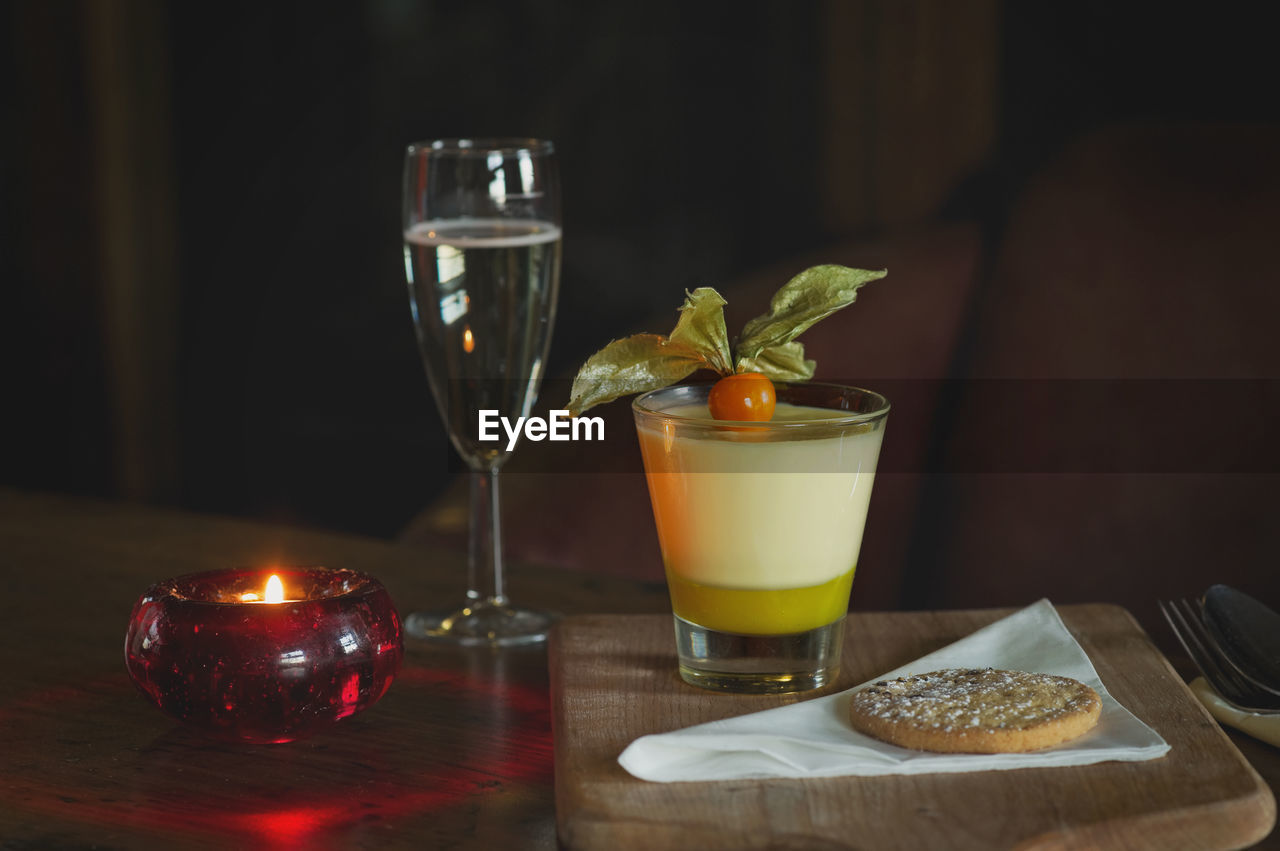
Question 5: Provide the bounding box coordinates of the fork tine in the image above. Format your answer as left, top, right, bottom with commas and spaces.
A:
1160, 600, 1211, 679
1160, 599, 1249, 706
1173, 598, 1261, 703
1161, 598, 1280, 714
1194, 597, 1280, 698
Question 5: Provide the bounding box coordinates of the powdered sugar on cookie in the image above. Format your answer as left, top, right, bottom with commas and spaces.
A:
849, 668, 1101, 753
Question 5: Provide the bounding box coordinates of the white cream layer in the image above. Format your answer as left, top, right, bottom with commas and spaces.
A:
639, 402, 883, 590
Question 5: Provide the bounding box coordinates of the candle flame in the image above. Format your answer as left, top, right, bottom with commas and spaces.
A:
265, 574, 285, 604
462, 325, 475, 353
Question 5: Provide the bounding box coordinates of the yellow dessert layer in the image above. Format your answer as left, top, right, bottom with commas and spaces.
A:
666, 567, 854, 635
636, 412, 882, 591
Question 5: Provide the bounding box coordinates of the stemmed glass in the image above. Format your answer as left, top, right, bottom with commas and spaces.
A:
401, 138, 561, 645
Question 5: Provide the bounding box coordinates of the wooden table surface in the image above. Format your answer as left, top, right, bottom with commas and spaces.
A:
1, 487, 1277, 849
553, 609, 1275, 849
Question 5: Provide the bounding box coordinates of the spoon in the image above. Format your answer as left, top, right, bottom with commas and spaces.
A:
1202, 584, 1280, 697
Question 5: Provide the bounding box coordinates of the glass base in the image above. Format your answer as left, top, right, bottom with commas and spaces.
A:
673, 614, 844, 694
404, 600, 554, 647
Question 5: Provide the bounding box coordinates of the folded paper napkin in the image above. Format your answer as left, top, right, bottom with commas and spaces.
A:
1190, 677, 1280, 748
618, 599, 1170, 782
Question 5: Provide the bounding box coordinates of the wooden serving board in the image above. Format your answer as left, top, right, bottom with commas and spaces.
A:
550, 605, 1276, 850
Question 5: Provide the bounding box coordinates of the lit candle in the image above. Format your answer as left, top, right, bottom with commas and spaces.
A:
125, 566, 403, 743
238, 573, 288, 604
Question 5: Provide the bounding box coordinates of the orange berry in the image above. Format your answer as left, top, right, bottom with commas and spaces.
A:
708, 372, 776, 421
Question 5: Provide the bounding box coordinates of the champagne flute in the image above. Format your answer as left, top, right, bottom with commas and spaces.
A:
401, 138, 561, 645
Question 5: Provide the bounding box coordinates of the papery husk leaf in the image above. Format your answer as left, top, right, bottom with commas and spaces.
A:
736, 340, 816, 381
735, 265, 886, 361
566, 334, 706, 416
669, 287, 733, 376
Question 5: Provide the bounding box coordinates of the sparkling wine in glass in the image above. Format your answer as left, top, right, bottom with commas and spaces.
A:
401, 138, 561, 645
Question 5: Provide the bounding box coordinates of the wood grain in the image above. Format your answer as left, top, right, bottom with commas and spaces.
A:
551, 607, 1277, 850
0, 488, 669, 849
2, 488, 1276, 849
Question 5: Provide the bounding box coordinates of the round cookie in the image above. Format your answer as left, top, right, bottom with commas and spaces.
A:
849, 668, 1102, 754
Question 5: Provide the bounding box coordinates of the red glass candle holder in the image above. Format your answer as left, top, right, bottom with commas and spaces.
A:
125, 566, 403, 744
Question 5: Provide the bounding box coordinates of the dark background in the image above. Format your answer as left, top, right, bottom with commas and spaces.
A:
3, 1, 1276, 539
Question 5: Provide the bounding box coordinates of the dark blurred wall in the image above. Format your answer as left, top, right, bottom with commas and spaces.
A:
167, 2, 824, 535
4, 1, 826, 536
999, 3, 1277, 190
4, 3, 118, 503
3, 1, 1274, 539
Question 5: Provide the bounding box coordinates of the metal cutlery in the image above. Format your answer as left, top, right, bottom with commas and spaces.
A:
1159, 597, 1280, 715
1201, 584, 1280, 697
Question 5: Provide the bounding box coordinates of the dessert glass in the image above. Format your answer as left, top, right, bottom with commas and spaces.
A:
633, 382, 889, 693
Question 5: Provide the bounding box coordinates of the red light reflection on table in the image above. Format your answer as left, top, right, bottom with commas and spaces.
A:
2, 662, 553, 848
233, 806, 348, 847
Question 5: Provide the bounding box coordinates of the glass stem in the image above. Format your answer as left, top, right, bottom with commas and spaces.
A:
466, 467, 507, 609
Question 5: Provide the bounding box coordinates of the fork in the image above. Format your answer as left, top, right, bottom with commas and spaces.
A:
1159, 598, 1280, 715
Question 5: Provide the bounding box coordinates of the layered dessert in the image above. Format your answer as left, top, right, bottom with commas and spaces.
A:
567, 265, 889, 691
635, 396, 885, 636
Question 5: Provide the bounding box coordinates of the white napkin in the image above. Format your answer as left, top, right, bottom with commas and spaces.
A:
618, 599, 1169, 782
1190, 677, 1280, 748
